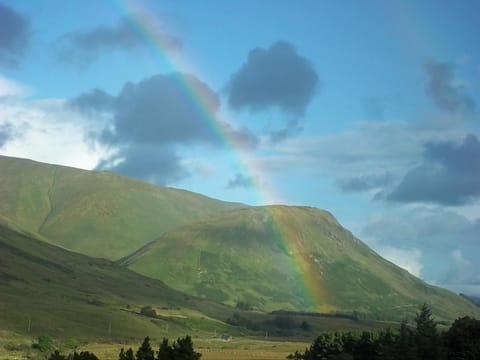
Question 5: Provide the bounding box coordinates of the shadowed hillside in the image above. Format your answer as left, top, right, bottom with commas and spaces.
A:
0, 155, 243, 260
121, 206, 480, 321
0, 221, 234, 339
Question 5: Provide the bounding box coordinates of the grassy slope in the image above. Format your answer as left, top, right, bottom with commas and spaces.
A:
0, 221, 237, 340
0, 221, 393, 343
122, 206, 480, 322
0, 155, 243, 260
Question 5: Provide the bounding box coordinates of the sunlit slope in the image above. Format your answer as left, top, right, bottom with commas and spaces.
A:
122, 206, 480, 321
0, 155, 243, 259
0, 221, 233, 339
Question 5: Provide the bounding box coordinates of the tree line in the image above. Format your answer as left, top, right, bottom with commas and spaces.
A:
48, 336, 201, 360
288, 304, 480, 360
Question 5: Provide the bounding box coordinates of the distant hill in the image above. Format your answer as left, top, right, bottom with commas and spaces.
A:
0, 220, 234, 339
0, 155, 243, 260
121, 206, 480, 322
461, 294, 480, 307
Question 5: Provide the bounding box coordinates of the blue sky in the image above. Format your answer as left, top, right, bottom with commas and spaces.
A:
1, 0, 479, 295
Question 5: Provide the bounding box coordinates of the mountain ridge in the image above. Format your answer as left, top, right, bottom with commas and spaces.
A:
0, 155, 245, 260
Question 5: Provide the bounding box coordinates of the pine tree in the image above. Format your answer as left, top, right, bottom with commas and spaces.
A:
125, 348, 135, 360
157, 338, 173, 360
136, 337, 155, 360
172, 336, 201, 360
415, 303, 440, 360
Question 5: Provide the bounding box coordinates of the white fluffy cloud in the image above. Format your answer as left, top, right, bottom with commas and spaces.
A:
0, 94, 107, 169
379, 246, 423, 277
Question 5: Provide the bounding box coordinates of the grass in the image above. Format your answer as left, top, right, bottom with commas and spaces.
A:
123, 206, 480, 321
0, 155, 244, 260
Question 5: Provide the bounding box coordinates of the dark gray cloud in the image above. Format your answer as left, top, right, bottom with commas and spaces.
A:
69, 88, 114, 114
103, 74, 220, 145
387, 134, 480, 205
337, 172, 393, 192
55, 18, 181, 67
73, 73, 258, 184
424, 61, 475, 114
227, 173, 258, 189
0, 122, 13, 147
226, 41, 319, 116
0, 2, 30, 68
96, 145, 187, 185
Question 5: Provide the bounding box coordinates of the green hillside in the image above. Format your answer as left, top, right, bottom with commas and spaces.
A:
0, 155, 243, 260
0, 220, 235, 340
0, 221, 398, 342
122, 206, 480, 322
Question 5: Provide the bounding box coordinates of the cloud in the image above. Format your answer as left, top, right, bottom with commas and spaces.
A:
69, 88, 114, 114
226, 41, 319, 116
337, 172, 393, 192
0, 122, 13, 147
268, 119, 304, 143
258, 120, 458, 177
360, 207, 480, 291
96, 144, 187, 185
0, 75, 29, 98
72, 73, 258, 184
0, 98, 105, 168
443, 250, 480, 286
380, 246, 423, 277
54, 18, 181, 67
388, 134, 480, 205
361, 207, 480, 250
227, 172, 260, 189
424, 60, 475, 114
0, 2, 30, 68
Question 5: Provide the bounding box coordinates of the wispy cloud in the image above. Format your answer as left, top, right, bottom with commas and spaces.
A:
424, 60, 475, 114
54, 18, 181, 67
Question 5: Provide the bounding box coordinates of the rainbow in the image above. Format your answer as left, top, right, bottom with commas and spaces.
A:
118, 0, 332, 312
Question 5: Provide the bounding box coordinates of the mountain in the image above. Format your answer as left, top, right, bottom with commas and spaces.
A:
0, 155, 243, 260
1, 155, 478, 323
0, 220, 234, 339
121, 206, 480, 321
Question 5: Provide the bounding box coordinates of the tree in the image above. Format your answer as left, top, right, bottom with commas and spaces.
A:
71, 351, 99, 360
415, 304, 440, 360
49, 350, 66, 360
157, 338, 173, 360
444, 316, 480, 360
125, 348, 135, 360
136, 336, 155, 360
36, 335, 55, 352
140, 306, 157, 318
171, 336, 201, 360
300, 320, 312, 331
